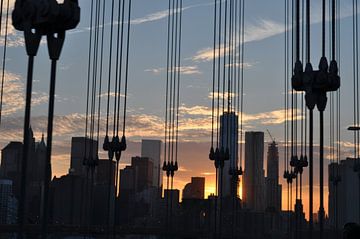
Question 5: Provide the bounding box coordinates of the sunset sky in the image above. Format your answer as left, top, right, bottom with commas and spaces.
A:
0, 0, 358, 219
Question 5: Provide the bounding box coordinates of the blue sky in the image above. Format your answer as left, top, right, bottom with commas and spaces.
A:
0, 0, 358, 216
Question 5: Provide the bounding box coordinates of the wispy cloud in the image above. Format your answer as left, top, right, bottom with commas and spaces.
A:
145, 66, 202, 75
192, 18, 284, 62
192, 1, 356, 62
130, 1, 216, 25
0, 71, 48, 116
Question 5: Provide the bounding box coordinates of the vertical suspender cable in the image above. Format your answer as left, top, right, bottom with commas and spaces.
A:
304, 0, 314, 237
122, 0, 132, 139
167, 0, 175, 230
335, 0, 341, 231
219, 1, 228, 236
82, 0, 94, 228
170, 0, 178, 229
105, 0, 116, 234
240, 0, 245, 183
163, 0, 171, 231
215, 0, 223, 233
112, 0, 124, 232
94, 0, 106, 232
113, 0, 123, 137
175, 0, 182, 193
0, 0, 7, 125
319, 1, 327, 238
105, 0, 115, 142
88, 0, 101, 233
209, 0, 217, 211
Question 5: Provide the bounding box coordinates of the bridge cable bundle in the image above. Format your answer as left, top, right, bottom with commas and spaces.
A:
283, 0, 295, 237
81, 0, 107, 236
99, 0, 132, 236
328, 0, 341, 234
11, 0, 80, 238
162, 0, 182, 233
291, 0, 340, 239
209, 0, 245, 238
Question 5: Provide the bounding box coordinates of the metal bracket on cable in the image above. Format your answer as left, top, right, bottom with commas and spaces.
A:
284, 170, 297, 185
292, 58, 340, 112
209, 146, 230, 170
103, 135, 127, 162
162, 160, 178, 178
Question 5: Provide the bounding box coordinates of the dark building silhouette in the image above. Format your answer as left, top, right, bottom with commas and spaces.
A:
51, 136, 117, 226
141, 139, 162, 188
0, 128, 47, 223
70, 137, 98, 176
50, 174, 85, 225
265, 140, 282, 212
0, 141, 22, 198
132, 156, 154, 193
243, 131, 265, 211
329, 158, 360, 228
0, 179, 17, 224
182, 177, 205, 200
118, 156, 155, 225
51, 159, 115, 226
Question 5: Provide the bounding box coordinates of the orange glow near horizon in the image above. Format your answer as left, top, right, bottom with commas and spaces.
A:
54, 164, 328, 221
175, 176, 329, 220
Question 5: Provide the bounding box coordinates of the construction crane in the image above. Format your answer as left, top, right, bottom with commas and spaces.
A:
266, 129, 277, 144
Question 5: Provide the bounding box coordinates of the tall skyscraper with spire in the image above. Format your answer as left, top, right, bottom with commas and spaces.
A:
265, 140, 282, 212
243, 131, 265, 211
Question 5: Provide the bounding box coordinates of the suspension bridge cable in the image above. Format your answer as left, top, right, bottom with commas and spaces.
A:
105, 0, 116, 235
88, 0, 102, 235
163, 0, 172, 231
169, 0, 178, 230
81, 0, 95, 229
94, 0, 106, 233
239, 0, 245, 175
210, 0, 217, 150
84, 0, 94, 168
113, 0, 124, 137
111, 0, 124, 231
97, 0, 106, 147
105, 0, 116, 140
335, 0, 341, 231
304, 0, 314, 236
0, 0, 7, 125
175, 0, 182, 172
217, 0, 223, 149
122, 0, 132, 173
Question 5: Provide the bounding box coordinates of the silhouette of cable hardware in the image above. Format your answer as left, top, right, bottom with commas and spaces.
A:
283, 170, 296, 184
292, 58, 340, 112
103, 135, 127, 161
162, 160, 178, 178
290, 1, 340, 239
209, 146, 230, 170
290, 154, 308, 175
12, 1, 80, 238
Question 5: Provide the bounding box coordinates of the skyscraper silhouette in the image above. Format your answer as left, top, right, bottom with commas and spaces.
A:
265, 140, 281, 212
141, 139, 162, 188
219, 112, 238, 197
329, 158, 360, 227
243, 131, 265, 211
